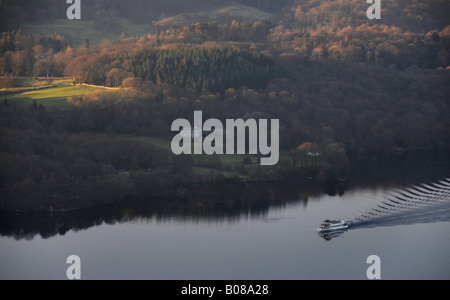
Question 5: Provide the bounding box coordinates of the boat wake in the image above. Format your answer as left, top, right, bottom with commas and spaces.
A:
318, 178, 450, 241
349, 178, 450, 229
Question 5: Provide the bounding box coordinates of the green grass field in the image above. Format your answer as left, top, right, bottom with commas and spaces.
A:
192, 166, 246, 179
130, 135, 260, 180
133, 136, 258, 165
1, 79, 120, 110
0, 76, 271, 181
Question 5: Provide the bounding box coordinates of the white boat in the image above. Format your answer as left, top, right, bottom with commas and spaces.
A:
317, 219, 349, 232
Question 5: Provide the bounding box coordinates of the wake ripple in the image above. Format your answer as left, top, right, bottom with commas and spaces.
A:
349, 178, 450, 229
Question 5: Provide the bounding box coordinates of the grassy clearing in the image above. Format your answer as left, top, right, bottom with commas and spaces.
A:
132, 135, 259, 166
1, 79, 120, 110
0, 77, 69, 92
129, 134, 260, 180
192, 166, 248, 180
220, 154, 258, 168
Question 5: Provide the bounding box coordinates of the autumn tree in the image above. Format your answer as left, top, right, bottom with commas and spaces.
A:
0, 73, 14, 90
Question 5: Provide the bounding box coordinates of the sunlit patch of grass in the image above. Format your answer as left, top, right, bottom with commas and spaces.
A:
1, 80, 119, 110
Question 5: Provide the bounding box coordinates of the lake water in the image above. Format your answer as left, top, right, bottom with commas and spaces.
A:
1, 153, 450, 280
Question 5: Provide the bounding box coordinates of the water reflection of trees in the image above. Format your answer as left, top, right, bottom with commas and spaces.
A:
0, 182, 322, 241
1, 151, 449, 241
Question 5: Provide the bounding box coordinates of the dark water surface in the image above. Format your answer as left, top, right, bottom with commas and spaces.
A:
1, 151, 449, 280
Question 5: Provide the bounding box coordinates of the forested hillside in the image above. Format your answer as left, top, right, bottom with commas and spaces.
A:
2, 0, 449, 31
123, 47, 281, 93
1, 0, 234, 29
284, 0, 450, 31
0, 0, 449, 211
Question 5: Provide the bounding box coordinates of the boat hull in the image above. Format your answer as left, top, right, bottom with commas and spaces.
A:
317, 225, 348, 233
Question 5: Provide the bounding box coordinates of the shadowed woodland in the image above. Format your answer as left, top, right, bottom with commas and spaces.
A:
0, 0, 449, 211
